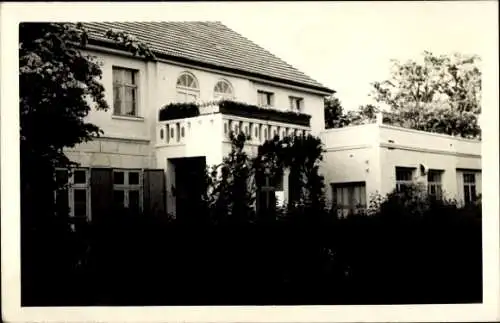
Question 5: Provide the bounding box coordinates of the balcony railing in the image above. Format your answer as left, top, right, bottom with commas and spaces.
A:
156, 101, 311, 147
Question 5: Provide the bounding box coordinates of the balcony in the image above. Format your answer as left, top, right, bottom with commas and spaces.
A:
156, 101, 312, 152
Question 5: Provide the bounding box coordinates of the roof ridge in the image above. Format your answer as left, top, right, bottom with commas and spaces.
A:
214, 21, 328, 89
81, 21, 334, 93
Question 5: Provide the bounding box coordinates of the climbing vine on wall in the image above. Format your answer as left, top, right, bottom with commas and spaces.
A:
203, 131, 326, 222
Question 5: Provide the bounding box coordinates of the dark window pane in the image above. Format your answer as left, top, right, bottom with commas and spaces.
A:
128, 172, 140, 185
396, 169, 412, 181
124, 87, 136, 116
123, 69, 134, 84
428, 170, 441, 183
129, 190, 140, 210
112, 68, 122, 84
74, 189, 87, 218
113, 86, 122, 115
114, 171, 124, 185
113, 190, 125, 207
464, 186, 470, 203
74, 170, 87, 184
436, 186, 442, 199
471, 185, 477, 201
464, 173, 476, 184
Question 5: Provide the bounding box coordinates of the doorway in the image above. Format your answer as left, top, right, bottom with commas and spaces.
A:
172, 157, 207, 221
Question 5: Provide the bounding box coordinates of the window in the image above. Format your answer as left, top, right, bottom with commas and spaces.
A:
113, 170, 143, 211
427, 170, 443, 199
176, 72, 199, 103
289, 96, 304, 112
257, 172, 283, 214
331, 182, 367, 217
395, 167, 415, 192
113, 67, 139, 116
257, 90, 274, 107
214, 79, 233, 100
463, 173, 477, 204
54, 168, 90, 229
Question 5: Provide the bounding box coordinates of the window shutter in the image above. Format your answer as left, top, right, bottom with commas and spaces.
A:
55, 169, 69, 217
90, 168, 113, 223
144, 169, 166, 216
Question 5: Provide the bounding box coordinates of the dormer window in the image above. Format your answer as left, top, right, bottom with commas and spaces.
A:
214, 79, 234, 100
176, 72, 199, 103
257, 90, 274, 108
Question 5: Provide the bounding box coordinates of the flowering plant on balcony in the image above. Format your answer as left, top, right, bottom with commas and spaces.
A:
158, 99, 312, 126
218, 100, 311, 127
158, 102, 200, 121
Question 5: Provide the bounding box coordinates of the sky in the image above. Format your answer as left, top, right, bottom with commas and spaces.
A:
214, 1, 495, 111
46, 0, 493, 111
4, 1, 498, 111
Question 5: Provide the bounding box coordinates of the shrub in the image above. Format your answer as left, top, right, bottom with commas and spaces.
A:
158, 102, 200, 121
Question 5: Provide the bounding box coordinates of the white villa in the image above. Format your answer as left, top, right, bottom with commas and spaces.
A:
59, 21, 482, 221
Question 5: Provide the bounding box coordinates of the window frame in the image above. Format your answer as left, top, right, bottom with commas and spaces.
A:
214, 79, 234, 100
395, 167, 415, 192
112, 169, 144, 211
176, 72, 200, 103
256, 172, 284, 213
54, 168, 91, 225
289, 96, 304, 112
257, 90, 275, 108
463, 172, 477, 204
331, 182, 367, 217
427, 169, 444, 199
112, 66, 139, 117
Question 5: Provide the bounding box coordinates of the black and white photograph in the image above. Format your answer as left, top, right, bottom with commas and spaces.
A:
1, 1, 499, 322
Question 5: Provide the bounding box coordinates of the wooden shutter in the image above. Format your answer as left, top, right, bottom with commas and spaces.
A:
55, 169, 69, 217
90, 168, 113, 223
144, 169, 166, 216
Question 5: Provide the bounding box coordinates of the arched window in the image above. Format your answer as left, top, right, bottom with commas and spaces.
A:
214, 79, 233, 100
176, 72, 199, 103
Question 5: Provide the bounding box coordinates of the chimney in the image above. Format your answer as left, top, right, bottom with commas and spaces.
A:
376, 111, 384, 125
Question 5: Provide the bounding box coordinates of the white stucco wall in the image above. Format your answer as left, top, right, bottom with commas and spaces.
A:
65, 138, 154, 169
248, 81, 326, 135
378, 126, 481, 199
320, 124, 382, 205
320, 124, 482, 205
71, 49, 328, 172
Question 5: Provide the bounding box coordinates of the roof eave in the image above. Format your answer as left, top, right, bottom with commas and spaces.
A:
87, 37, 335, 95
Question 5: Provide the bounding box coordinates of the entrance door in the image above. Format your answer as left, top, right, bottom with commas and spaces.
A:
174, 157, 207, 221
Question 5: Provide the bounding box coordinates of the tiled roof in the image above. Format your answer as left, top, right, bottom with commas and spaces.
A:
82, 21, 334, 94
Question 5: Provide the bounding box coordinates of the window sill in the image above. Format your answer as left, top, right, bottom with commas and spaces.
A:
112, 115, 145, 122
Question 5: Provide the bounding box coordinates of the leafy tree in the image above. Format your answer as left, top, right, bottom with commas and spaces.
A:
203, 132, 257, 224
324, 95, 347, 129
324, 95, 379, 129
256, 134, 326, 215
19, 22, 155, 217
371, 51, 481, 138
19, 22, 156, 304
